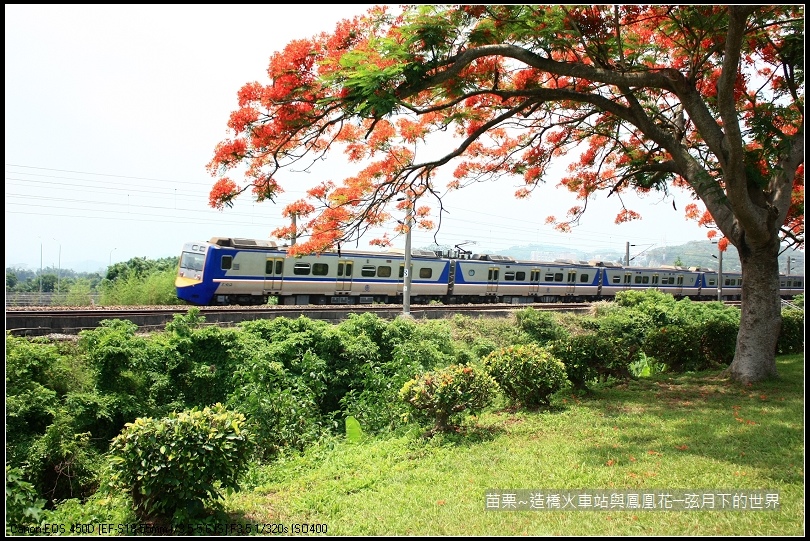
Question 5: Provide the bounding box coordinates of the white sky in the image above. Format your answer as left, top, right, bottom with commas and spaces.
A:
5, 4, 710, 273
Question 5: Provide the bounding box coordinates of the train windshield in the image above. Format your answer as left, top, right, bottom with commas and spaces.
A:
180, 251, 205, 272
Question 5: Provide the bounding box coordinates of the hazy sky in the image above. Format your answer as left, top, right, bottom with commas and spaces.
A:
6, 4, 712, 273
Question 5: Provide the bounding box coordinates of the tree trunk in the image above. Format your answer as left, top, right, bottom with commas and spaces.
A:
724, 245, 782, 384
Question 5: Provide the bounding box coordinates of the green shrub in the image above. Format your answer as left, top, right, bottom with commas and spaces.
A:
108, 404, 251, 522
643, 324, 707, 372
148, 324, 242, 413
341, 335, 452, 434
44, 490, 136, 534
777, 309, 804, 354
698, 316, 739, 365
26, 412, 104, 503
515, 308, 568, 344
548, 335, 604, 390
399, 364, 498, 434
6, 335, 103, 504
5, 335, 62, 458
5, 466, 46, 535
226, 336, 324, 461
482, 344, 568, 408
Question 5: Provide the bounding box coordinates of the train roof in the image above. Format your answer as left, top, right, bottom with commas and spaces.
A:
209, 237, 279, 249
205, 237, 439, 258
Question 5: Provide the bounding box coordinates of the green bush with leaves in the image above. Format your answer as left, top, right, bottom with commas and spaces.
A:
6, 335, 62, 459
226, 332, 324, 460
399, 364, 498, 434
697, 315, 739, 365
777, 308, 804, 354
515, 308, 569, 344
148, 322, 242, 413
548, 335, 599, 390
483, 344, 568, 408
6, 334, 103, 504
108, 404, 251, 521
643, 324, 708, 372
5, 466, 47, 535
341, 333, 455, 434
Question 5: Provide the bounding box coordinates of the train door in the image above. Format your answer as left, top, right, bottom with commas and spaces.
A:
336, 260, 353, 293
566, 269, 577, 297
622, 271, 633, 291
265, 257, 284, 291
487, 266, 499, 294
673, 274, 684, 297
528, 268, 541, 296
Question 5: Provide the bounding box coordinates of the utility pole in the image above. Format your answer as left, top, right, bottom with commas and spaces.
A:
397, 196, 413, 316
625, 242, 636, 266
717, 247, 723, 302
403, 202, 413, 316
290, 213, 297, 246
53, 238, 61, 295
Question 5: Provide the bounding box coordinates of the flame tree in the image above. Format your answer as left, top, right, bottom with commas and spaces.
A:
208, 5, 804, 383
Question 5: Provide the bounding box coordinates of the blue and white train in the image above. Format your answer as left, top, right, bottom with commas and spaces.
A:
175, 237, 804, 306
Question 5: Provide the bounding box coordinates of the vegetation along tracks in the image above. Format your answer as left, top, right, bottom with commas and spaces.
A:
6, 301, 742, 338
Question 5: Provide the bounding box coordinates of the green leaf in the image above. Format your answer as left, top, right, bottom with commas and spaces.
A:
345, 415, 364, 442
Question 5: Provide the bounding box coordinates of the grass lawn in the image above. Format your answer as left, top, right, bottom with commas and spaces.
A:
220, 353, 804, 536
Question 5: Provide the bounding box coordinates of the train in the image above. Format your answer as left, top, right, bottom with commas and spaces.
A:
175, 237, 805, 306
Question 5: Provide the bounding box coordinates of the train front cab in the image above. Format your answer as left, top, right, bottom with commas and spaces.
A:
175, 241, 215, 305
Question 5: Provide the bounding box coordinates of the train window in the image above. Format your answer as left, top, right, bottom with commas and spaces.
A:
634, 275, 642, 284
580, 273, 589, 283
338, 263, 344, 276
488, 269, 499, 280
652, 275, 659, 284
554, 273, 563, 282
181, 252, 205, 272
398, 265, 412, 278
795, 280, 802, 287
504, 272, 515, 281
361, 265, 376, 277
516, 271, 526, 281
707, 278, 716, 286
377, 266, 392, 278
266, 260, 273, 274
544, 273, 555, 281
677, 276, 684, 285
668, 277, 676, 284
294, 263, 311, 275
313, 263, 329, 276
642, 276, 650, 284
612, 275, 621, 284
724, 278, 732, 286
221, 256, 232, 270
624, 274, 632, 284
737, 279, 743, 286
420, 268, 433, 279
345, 263, 353, 276
275, 260, 283, 274
567, 272, 576, 282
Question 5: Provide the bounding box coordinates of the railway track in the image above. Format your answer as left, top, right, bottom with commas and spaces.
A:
5, 302, 596, 337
